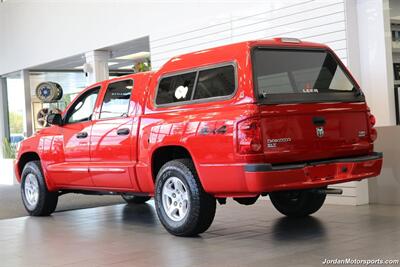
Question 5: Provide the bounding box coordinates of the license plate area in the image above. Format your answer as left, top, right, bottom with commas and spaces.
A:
305, 163, 352, 181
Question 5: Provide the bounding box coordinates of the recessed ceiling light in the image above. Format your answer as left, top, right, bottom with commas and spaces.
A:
118, 65, 134, 70
75, 62, 118, 69
116, 51, 150, 60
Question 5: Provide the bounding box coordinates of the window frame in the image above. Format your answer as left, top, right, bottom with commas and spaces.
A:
63, 86, 101, 125
251, 46, 365, 105
98, 78, 134, 120
154, 62, 238, 108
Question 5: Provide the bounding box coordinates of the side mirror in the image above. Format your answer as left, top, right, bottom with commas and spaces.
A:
46, 113, 62, 126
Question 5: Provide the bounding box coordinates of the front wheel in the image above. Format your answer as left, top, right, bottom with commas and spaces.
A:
154, 159, 216, 237
269, 188, 326, 217
21, 161, 58, 216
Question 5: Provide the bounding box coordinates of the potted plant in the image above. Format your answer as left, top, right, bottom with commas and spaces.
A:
1, 138, 17, 185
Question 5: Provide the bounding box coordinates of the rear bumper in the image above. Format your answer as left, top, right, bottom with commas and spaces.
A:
244, 152, 383, 192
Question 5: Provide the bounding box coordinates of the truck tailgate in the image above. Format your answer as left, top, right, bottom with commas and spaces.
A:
259, 102, 372, 164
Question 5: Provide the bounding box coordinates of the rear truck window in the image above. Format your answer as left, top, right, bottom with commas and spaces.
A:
156, 72, 197, 105
155, 64, 236, 106
252, 48, 365, 104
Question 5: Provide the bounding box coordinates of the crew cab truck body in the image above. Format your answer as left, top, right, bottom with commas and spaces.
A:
15, 39, 382, 236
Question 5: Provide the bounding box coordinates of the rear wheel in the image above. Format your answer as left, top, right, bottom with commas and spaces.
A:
21, 161, 58, 216
121, 194, 151, 204
154, 159, 216, 237
269, 188, 326, 217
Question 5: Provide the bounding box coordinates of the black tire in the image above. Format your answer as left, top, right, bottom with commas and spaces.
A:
269, 188, 326, 217
21, 161, 58, 216
51, 82, 63, 101
154, 159, 216, 237
121, 194, 151, 204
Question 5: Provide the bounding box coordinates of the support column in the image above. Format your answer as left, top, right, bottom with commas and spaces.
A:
0, 77, 10, 159
341, 0, 394, 205
328, 0, 391, 205
355, 0, 394, 205
84, 50, 110, 85
21, 70, 33, 137
356, 0, 396, 127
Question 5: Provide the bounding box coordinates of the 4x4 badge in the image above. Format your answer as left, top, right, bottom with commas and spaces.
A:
316, 126, 324, 138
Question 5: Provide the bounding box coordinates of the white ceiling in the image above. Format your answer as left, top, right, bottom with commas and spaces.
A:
29, 36, 150, 72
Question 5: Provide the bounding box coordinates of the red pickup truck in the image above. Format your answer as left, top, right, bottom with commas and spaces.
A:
15, 38, 382, 236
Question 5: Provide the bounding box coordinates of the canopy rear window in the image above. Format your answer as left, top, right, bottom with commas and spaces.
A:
252, 48, 364, 104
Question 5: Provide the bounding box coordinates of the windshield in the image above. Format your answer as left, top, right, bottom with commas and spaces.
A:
252, 48, 363, 104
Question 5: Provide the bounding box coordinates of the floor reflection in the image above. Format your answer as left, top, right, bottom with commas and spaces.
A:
271, 216, 326, 242
121, 203, 158, 226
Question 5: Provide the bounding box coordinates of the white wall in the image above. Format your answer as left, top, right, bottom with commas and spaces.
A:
0, 0, 347, 75
150, 0, 348, 68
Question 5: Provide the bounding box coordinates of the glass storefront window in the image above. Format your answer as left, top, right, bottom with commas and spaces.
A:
6, 76, 24, 143
30, 72, 87, 132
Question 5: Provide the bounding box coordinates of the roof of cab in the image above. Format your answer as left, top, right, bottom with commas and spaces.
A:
157, 38, 329, 74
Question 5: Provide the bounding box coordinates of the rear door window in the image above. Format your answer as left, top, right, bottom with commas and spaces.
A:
99, 79, 133, 119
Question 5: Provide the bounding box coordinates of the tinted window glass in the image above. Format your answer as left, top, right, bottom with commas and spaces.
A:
100, 80, 133, 119
193, 65, 235, 100
253, 49, 356, 98
66, 87, 100, 124
156, 72, 196, 105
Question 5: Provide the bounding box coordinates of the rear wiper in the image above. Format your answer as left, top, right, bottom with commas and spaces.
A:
354, 89, 363, 97
327, 88, 363, 97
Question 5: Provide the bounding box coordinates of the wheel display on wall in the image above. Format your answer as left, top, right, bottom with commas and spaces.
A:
36, 108, 62, 127
35, 82, 63, 102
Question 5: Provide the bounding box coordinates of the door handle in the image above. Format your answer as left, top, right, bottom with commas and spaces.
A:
76, 132, 88, 139
117, 128, 130, 136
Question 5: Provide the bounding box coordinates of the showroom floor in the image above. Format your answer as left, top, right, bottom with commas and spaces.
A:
0, 185, 124, 219
0, 200, 399, 267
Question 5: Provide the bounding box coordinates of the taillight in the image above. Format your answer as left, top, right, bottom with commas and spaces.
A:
368, 113, 377, 141
369, 114, 376, 127
237, 118, 263, 154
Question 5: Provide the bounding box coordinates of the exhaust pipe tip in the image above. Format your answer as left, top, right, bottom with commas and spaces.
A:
315, 188, 343, 195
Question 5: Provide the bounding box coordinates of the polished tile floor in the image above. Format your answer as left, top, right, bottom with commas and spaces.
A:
0, 185, 124, 219
0, 200, 399, 267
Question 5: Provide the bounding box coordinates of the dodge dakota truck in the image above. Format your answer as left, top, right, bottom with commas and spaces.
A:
15, 38, 383, 236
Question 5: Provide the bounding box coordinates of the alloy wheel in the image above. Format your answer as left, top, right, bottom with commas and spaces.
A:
161, 177, 190, 221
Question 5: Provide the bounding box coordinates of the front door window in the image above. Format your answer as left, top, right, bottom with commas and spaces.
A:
65, 87, 100, 124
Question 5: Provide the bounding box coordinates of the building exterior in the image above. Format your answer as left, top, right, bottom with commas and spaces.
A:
0, 0, 398, 205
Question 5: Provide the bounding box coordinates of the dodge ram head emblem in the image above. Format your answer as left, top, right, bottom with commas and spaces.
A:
316, 126, 324, 138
